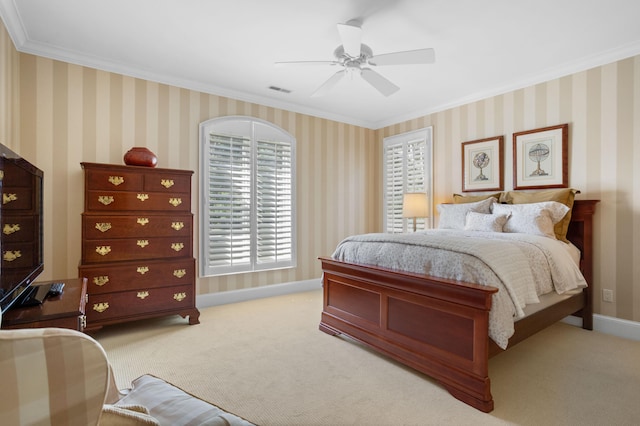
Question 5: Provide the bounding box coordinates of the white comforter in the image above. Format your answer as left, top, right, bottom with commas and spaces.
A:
332, 230, 587, 349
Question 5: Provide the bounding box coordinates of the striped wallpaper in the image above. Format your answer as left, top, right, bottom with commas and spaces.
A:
1, 21, 638, 323
0, 19, 18, 150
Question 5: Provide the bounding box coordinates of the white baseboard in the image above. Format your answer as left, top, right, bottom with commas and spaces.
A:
562, 314, 640, 342
196, 278, 322, 309
196, 278, 640, 343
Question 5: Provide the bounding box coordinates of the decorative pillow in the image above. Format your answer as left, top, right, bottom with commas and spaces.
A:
500, 188, 579, 242
101, 404, 160, 426
116, 374, 255, 426
437, 197, 496, 230
453, 192, 501, 204
492, 201, 570, 239
464, 212, 510, 232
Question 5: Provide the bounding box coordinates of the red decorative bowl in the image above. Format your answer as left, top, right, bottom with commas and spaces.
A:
124, 147, 158, 167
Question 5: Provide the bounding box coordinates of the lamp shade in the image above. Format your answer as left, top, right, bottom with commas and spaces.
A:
402, 192, 429, 218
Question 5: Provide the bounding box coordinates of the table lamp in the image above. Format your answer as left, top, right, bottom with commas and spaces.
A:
402, 192, 428, 232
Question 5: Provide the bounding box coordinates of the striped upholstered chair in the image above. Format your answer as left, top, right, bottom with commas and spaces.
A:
0, 327, 116, 425
0, 325, 254, 425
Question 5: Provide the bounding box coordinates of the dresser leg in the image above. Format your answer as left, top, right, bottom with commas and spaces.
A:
183, 308, 201, 325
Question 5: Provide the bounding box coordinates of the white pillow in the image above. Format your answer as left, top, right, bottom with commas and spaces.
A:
437, 197, 496, 230
464, 212, 510, 232
492, 201, 570, 239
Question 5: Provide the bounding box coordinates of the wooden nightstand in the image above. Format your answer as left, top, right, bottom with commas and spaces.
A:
1, 278, 88, 331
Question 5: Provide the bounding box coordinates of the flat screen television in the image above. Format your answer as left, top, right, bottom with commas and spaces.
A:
0, 143, 44, 313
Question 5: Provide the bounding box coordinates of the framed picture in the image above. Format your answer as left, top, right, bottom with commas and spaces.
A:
513, 124, 568, 189
461, 136, 504, 192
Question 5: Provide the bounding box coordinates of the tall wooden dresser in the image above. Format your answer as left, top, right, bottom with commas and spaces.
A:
1, 159, 43, 289
78, 162, 200, 331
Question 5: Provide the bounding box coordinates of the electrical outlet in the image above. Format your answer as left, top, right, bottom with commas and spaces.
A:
602, 289, 614, 303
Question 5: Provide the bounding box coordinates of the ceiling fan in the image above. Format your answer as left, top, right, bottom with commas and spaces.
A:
275, 20, 435, 97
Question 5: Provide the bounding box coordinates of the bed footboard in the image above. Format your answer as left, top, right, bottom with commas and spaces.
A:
319, 257, 498, 412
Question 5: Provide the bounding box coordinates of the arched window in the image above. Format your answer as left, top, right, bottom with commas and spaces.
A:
199, 116, 296, 276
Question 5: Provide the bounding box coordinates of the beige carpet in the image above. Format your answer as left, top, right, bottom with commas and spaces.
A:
96, 290, 640, 426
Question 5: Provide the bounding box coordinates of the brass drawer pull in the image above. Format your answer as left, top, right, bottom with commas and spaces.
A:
171, 243, 184, 252
137, 217, 149, 226
161, 179, 174, 188
95, 222, 111, 232
3, 250, 21, 262
96, 246, 111, 256
3, 224, 20, 235
137, 240, 149, 248
93, 276, 109, 286
93, 302, 109, 313
169, 198, 182, 207
137, 193, 149, 201
171, 222, 184, 231
173, 269, 186, 278
137, 266, 149, 275
3, 193, 17, 204
108, 176, 124, 186
137, 291, 149, 300
98, 195, 114, 205
173, 292, 186, 302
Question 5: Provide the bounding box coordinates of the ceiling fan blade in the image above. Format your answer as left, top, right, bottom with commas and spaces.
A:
370, 48, 435, 66
275, 60, 339, 67
311, 70, 345, 97
337, 22, 362, 58
360, 68, 399, 97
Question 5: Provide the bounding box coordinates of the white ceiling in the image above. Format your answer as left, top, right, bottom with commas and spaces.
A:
2, 0, 640, 129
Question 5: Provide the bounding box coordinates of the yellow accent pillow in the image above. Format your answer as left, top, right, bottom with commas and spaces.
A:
453, 193, 501, 204
500, 188, 579, 242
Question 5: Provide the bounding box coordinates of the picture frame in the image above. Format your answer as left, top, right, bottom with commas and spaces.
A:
461, 136, 504, 192
512, 123, 568, 189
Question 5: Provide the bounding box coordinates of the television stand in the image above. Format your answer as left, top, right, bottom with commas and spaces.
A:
1, 278, 87, 331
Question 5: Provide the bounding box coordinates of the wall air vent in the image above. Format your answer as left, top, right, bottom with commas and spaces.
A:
268, 86, 291, 94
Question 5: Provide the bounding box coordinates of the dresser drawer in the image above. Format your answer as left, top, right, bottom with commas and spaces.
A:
2, 162, 34, 187
82, 236, 192, 263
85, 168, 144, 191
2, 241, 37, 268
2, 186, 34, 211
2, 215, 37, 243
143, 172, 191, 193
87, 284, 195, 322
79, 258, 195, 294
85, 190, 191, 212
83, 213, 192, 239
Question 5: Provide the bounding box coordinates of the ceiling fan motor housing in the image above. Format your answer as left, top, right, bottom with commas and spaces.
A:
333, 44, 373, 64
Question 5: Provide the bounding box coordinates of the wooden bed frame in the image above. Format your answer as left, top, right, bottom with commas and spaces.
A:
319, 200, 598, 412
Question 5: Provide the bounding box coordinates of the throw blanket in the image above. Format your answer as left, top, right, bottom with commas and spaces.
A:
332, 230, 587, 349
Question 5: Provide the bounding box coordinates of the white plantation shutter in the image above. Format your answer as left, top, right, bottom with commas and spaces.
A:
406, 139, 427, 191
384, 143, 405, 233
383, 128, 433, 233
207, 133, 252, 269
256, 138, 293, 266
200, 117, 296, 276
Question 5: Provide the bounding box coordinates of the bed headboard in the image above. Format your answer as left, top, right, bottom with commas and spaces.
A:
566, 200, 598, 278
566, 199, 598, 328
